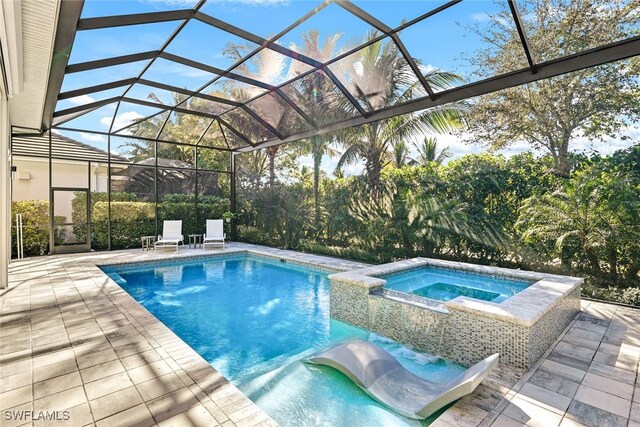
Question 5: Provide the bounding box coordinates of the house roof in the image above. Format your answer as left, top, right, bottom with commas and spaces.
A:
7, 0, 60, 129
11, 132, 130, 163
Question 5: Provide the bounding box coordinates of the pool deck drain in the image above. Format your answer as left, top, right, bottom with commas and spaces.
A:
2, 243, 639, 427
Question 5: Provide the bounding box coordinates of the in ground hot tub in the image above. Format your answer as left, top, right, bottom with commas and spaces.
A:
329, 258, 582, 369
383, 266, 533, 303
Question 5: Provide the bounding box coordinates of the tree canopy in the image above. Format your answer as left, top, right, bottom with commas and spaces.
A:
465, 0, 640, 176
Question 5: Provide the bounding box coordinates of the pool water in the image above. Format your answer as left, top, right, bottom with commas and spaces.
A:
413, 282, 501, 302
383, 267, 532, 303
102, 255, 466, 426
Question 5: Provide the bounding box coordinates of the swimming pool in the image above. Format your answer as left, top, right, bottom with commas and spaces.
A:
101, 254, 465, 426
383, 266, 532, 303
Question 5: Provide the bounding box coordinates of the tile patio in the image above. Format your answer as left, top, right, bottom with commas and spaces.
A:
2, 244, 639, 426
432, 300, 640, 427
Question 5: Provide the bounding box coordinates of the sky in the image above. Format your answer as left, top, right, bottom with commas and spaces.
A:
57, 0, 517, 134
54, 0, 638, 174
290, 124, 640, 177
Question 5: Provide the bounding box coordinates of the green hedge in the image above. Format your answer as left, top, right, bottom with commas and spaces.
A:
13, 193, 230, 255
12, 200, 50, 257
237, 225, 272, 246
92, 200, 155, 250
85, 193, 230, 250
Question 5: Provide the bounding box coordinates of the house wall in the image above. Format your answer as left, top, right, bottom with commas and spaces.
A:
1, 91, 9, 287
13, 156, 109, 200
12, 156, 109, 221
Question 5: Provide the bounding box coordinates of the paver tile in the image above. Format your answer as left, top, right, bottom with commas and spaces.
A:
501, 396, 562, 427
547, 351, 590, 372
0, 371, 32, 394
33, 371, 83, 399
157, 403, 219, 427
76, 347, 118, 369
527, 368, 579, 398
0, 402, 32, 427
581, 372, 634, 400
33, 357, 77, 382
631, 402, 640, 423
558, 417, 587, 426
554, 342, 596, 361
0, 386, 32, 411
588, 361, 636, 385
80, 359, 125, 383
128, 360, 173, 384
0, 359, 31, 379
33, 385, 86, 411
517, 383, 572, 414
146, 387, 200, 423
61, 402, 94, 427
94, 403, 155, 427
592, 350, 638, 371
565, 399, 628, 427
136, 372, 186, 402
120, 349, 162, 370
89, 385, 144, 421
573, 384, 631, 418
84, 371, 134, 401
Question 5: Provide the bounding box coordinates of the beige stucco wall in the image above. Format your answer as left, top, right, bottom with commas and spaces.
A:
12, 156, 110, 221
1, 92, 9, 287
13, 156, 110, 199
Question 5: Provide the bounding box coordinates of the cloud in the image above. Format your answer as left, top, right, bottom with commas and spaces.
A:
79, 132, 106, 143
205, 0, 289, 5
442, 125, 640, 161
145, 0, 199, 6
287, 125, 640, 179
471, 12, 491, 22
295, 153, 363, 178
67, 95, 95, 105
419, 64, 437, 74
101, 111, 144, 133
569, 126, 640, 156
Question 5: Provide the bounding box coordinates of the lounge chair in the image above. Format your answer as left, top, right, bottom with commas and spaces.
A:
203, 219, 225, 249
305, 339, 499, 419
154, 220, 183, 252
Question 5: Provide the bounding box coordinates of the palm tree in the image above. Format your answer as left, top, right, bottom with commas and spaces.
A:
391, 141, 415, 167
516, 179, 606, 272
237, 150, 269, 192
265, 145, 279, 190
414, 136, 452, 165
127, 92, 194, 162
290, 30, 343, 230
335, 32, 465, 198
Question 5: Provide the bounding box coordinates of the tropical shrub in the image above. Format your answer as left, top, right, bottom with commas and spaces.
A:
70, 192, 230, 250
11, 200, 50, 256
237, 225, 273, 246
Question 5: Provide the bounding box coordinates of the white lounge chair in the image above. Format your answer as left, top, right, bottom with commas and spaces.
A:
305, 339, 499, 419
203, 219, 225, 249
154, 220, 183, 252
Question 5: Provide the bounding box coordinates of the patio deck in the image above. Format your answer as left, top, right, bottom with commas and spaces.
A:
2, 244, 638, 426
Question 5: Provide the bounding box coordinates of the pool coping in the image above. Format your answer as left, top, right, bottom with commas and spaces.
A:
95, 245, 369, 274
328, 257, 583, 327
